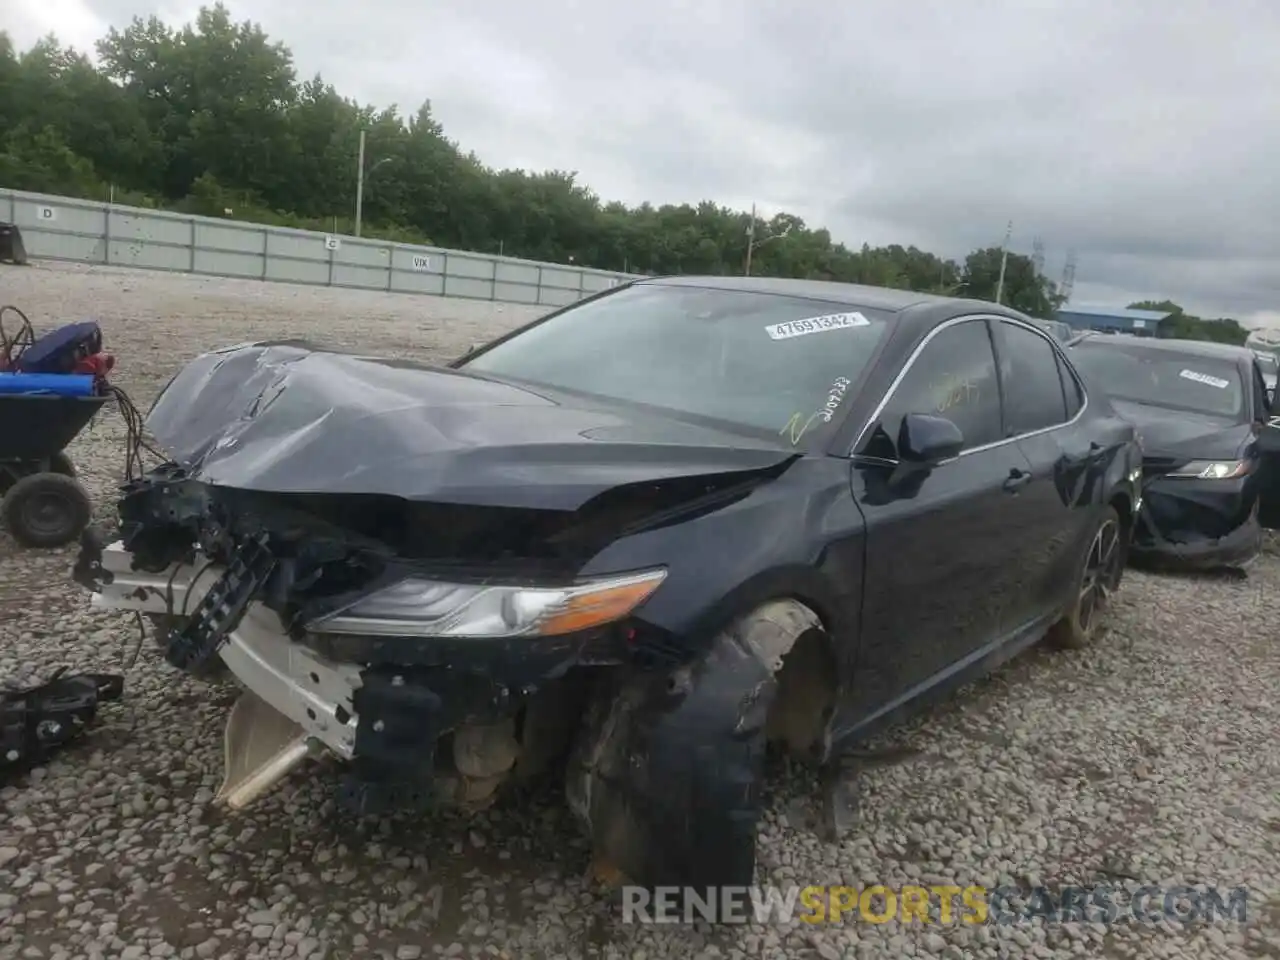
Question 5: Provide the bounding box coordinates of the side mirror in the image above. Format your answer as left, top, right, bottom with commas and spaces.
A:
898, 413, 964, 465
1267, 386, 1275, 409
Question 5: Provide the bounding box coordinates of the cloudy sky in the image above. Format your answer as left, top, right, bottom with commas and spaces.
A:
9, 0, 1280, 328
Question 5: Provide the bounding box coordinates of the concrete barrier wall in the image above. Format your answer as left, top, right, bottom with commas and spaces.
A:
0, 188, 639, 307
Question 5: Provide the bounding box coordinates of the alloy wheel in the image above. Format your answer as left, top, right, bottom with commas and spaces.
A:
1077, 518, 1121, 635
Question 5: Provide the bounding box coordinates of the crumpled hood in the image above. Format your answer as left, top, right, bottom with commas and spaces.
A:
1109, 398, 1250, 461
144, 340, 797, 510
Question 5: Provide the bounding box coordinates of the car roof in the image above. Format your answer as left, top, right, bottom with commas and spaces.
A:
633, 275, 1034, 324
1068, 332, 1255, 363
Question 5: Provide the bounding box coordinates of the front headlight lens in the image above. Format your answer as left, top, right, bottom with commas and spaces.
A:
1166, 460, 1250, 480
306, 568, 667, 639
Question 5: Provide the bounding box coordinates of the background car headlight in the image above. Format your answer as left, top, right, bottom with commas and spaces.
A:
306, 568, 667, 638
1166, 460, 1250, 480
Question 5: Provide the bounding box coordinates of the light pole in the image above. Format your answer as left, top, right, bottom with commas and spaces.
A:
744, 202, 793, 276
994, 220, 1013, 305
354, 130, 393, 238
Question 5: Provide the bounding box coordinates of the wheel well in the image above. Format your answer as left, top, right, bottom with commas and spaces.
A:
761, 600, 839, 761
1110, 491, 1133, 533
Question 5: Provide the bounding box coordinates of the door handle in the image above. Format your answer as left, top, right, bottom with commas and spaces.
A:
1003, 468, 1032, 492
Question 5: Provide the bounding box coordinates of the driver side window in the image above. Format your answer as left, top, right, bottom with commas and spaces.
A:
874, 319, 1004, 455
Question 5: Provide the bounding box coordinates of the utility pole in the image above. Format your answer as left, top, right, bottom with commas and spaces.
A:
994, 220, 1012, 304
1058, 250, 1078, 304
354, 129, 367, 238
743, 203, 792, 277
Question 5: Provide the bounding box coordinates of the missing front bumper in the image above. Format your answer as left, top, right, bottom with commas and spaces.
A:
82, 539, 572, 814
90, 540, 363, 760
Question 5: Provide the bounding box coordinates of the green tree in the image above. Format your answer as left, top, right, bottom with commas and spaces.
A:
960, 247, 1062, 318
1128, 301, 1248, 345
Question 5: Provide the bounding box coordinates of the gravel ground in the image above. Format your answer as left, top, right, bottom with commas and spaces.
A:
0, 261, 1277, 960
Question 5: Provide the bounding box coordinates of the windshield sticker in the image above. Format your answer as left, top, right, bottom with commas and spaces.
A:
781, 410, 823, 445
817, 376, 852, 422
1179, 369, 1230, 389
766, 312, 870, 341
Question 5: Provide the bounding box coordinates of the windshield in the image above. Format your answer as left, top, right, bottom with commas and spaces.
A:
460, 283, 893, 440
1068, 341, 1245, 419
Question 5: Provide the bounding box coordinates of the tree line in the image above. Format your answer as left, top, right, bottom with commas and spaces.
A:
0, 3, 1248, 341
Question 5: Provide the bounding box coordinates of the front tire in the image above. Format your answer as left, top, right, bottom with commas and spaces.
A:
1049, 505, 1125, 650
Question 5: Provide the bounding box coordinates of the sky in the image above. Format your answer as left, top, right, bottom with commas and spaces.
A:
9, 0, 1280, 329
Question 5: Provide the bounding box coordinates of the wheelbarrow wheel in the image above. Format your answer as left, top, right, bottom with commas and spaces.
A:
2, 472, 93, 549
49, 452, 77, 477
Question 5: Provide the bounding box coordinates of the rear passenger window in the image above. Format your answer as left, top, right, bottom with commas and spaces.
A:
869, 319, 1004, 455
1056, 352, 1083, 418
999, 321, 1069, 435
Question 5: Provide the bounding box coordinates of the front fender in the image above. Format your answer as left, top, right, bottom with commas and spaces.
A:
566, 600, 819, 888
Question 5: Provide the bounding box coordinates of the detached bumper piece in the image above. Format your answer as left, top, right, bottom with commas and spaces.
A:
1, 671, 123, 777
1132, 478, 1262, 569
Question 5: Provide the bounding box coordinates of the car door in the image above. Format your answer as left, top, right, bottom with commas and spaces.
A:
993, 319, 1100, 627
847, 316, 1035, 728
1249, 357, 1280, 529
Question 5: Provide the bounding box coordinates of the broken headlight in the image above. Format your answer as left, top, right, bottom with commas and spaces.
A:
306, 568, 667, 639
1165, 460, 1250, 480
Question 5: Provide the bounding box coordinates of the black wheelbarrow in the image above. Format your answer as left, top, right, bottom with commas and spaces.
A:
0, 392, 107, 548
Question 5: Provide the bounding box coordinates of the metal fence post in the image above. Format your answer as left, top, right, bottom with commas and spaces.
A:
261, 227, 269, 280
441, 253, 449, 297
188, 218, 197, 272
536, 266, 544, 305
491, 257, 498, 300
103, 205, 111, 266
386, 245, 395, 291
327, 241, 335, 287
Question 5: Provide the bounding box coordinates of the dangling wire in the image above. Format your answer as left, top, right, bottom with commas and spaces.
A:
0, 305, 35, 369
104, 384, 167, 481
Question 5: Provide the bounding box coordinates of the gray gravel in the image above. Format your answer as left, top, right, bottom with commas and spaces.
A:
1, 261, 1277, 960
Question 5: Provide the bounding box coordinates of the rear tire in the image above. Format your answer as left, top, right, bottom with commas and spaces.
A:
1049, 505, 1125, 650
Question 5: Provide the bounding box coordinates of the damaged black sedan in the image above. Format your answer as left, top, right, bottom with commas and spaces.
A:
1067, 333, 1280, 568
75, 277, 1141, 891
